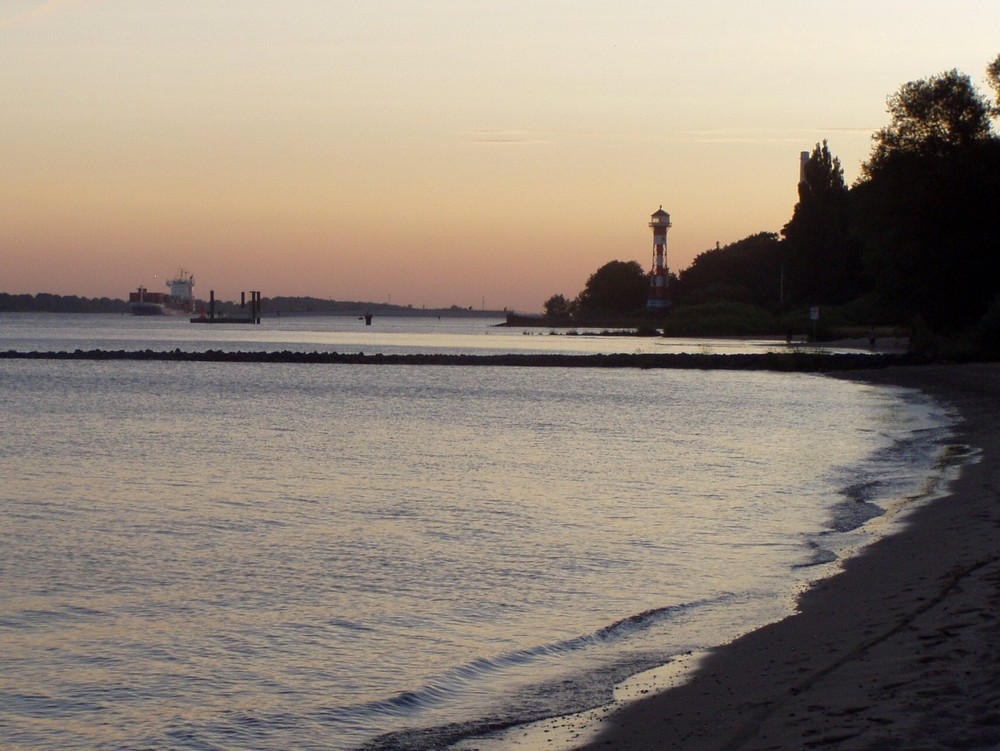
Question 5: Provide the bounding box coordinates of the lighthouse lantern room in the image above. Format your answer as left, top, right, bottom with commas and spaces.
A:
646, 206, 672, 310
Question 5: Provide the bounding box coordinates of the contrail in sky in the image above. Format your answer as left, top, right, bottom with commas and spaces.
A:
0, 0, 94, 27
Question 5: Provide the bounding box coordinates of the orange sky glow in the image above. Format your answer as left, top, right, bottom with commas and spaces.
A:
3, 1, 998, 311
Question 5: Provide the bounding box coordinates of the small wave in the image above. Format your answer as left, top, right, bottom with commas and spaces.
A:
3, 691, 108, 719
936, 442, 979, 468
793, 540, 838, 568
326, 617, 377, 633
828, 497, 884, 533
319, 594, 731, 734
841, 479, 882, 505
354, 618, 737, 751
0, 604, 109, 630
827, 396, 961, 538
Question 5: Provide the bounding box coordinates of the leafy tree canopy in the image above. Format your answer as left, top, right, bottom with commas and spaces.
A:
574, 260, 647, 316
675, 233, 781, 309
987, 53, 1000, 112
781, 141, 862, 306
797, 140, 847, 198
863, 68, 994, 178
543, 293, 571, 320
853, 57, 1000, 331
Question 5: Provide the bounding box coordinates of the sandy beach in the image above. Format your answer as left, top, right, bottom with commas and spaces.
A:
461, 363, 1000, 751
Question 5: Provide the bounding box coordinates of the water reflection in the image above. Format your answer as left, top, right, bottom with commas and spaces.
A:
0, 312, 873, 356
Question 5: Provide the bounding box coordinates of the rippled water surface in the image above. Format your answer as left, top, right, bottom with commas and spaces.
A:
0, 311, 865, 356
0, 315, 955, 750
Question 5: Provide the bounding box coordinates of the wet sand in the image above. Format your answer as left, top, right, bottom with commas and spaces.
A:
561, 362, 1000, 750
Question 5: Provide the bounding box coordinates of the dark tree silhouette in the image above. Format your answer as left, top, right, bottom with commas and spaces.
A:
542, 293, 572, 321
541, 57, 1000, 348
780, 141, 861, 306
574, 260, 648, 316
863, 69, 994, 178
674, 233, 781, 309
988, 54, 1000, 111
853, 61, 1000, 331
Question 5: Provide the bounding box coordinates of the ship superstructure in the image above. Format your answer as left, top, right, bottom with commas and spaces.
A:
166, 271, 195, 313
128, 270, 195, 315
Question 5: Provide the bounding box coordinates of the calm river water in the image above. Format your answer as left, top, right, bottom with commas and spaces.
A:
0, 314, 956, 750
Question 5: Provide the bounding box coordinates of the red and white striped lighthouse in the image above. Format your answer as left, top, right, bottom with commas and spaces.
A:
646, 206, 671, 310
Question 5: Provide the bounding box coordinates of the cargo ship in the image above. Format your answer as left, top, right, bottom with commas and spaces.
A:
129, 271, 195, 315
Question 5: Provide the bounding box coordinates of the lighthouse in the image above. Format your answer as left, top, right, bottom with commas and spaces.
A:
646, 206, 671, 310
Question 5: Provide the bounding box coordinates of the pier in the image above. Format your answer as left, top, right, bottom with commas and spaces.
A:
191, 290, 261, 324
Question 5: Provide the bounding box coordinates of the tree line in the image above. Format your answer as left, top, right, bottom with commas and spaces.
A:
0, 293, 129, 313
546, 55, 1000, 356
0, 293, 494, 317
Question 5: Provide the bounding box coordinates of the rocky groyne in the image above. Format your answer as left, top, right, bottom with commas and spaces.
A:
0, 349, 920, 371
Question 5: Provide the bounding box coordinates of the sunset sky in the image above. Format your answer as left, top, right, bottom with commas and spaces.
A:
3, 1, 998, 312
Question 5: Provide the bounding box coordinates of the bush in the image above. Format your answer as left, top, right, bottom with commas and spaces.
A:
661, 302, 778, 337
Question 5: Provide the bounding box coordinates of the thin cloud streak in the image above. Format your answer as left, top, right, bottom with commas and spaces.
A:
460, 130, 555, 145
0, 0, 94, 28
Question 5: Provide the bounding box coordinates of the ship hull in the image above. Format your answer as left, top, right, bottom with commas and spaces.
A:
129, 302, 168, 316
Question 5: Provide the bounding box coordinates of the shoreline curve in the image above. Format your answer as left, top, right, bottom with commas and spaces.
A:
563, 362, 1000, 750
